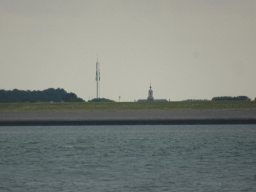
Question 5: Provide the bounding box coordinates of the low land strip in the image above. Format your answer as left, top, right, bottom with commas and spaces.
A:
1, 101, 256, 112
1, 110, 256, 125
1, 101, 256, 125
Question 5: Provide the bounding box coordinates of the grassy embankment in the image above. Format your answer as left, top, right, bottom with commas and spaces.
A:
0, 101, 256, 112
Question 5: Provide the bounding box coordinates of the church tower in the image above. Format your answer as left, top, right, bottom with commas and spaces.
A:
147, 84, 154, 101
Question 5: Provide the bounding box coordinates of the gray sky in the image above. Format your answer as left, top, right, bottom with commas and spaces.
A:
0, 0, 255, 101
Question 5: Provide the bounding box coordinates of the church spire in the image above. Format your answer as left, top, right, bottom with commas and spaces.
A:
147, 81, 154, 101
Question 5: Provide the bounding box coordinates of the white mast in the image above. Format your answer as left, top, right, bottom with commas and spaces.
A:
95, 59, 100, 98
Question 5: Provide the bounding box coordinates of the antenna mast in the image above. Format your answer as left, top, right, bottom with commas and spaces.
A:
95, 58, 100, 99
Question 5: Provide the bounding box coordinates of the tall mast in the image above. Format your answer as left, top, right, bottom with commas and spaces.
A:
96, 59, 100, 98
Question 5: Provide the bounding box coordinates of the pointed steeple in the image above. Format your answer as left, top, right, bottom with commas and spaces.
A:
147, 81, 154, 101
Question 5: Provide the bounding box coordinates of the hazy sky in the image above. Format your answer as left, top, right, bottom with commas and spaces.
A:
1, 0, 255, 101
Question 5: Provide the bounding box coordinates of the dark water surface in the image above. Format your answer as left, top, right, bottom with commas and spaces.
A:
0, 125, 256, 191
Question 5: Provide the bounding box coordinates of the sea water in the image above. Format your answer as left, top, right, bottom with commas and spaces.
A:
0, 125, 255, 192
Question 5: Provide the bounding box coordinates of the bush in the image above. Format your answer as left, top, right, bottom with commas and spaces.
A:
88, 98, 115, 102
212, 96, 251, 101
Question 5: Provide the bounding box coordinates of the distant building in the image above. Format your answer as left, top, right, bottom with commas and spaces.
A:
147, 85, 154, 101
138, 84, 167, 102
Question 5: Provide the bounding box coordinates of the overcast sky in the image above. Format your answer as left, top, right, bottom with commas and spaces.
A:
0, 0, 255, 101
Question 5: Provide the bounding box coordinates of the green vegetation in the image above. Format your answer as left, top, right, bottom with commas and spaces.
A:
62, 93, 84, 102
0, 101, 256, 112
212, 96, 251, 101
0, 88, 84, 103
88, 98, 115, 102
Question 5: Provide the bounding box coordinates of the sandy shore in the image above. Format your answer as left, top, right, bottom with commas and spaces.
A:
1, 110, 256, 125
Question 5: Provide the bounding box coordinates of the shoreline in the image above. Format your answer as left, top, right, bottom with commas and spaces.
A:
1, 110, 256, 125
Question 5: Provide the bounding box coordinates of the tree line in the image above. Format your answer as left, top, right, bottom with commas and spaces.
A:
88, 98, 115, 102
183, 96, 253, 102
212, 96, 251, 101
0, 88, 84, 103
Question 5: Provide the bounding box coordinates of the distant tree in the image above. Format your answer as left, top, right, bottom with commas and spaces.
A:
68, 97, 85, 102
29, 98, 38, 103
212, 96, 251, 101
39, 91, 47, 101
0, 90, 8, 102
31, 91, 39, 101
43, 88, 62, 102
55, 88, 68, 100
235, 96, 251, 101
183, 99, 209, 101
6, 90, 19, 102
63, 92, 85, 102
12, 89, 22, 102
63, 93, 77, 102
0, 88, 84, 103
88, 98, 115, 102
